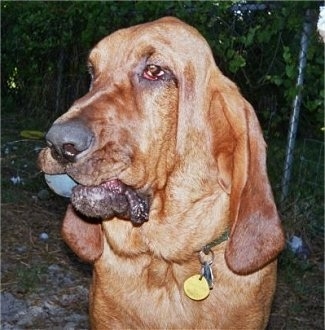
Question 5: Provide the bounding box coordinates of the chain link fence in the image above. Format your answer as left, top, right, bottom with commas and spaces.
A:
221, 4, 324, 220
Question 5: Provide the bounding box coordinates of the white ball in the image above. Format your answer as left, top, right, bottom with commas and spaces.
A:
44, 174, 78, 198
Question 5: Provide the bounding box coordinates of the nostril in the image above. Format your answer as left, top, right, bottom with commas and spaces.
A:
50, 147, 68, 164
62, 143, 80, 162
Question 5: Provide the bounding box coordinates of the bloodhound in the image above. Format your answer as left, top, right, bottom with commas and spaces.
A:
38, 17, 285, 329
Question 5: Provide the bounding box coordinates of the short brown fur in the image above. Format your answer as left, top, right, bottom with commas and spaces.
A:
38, 17, 285, 329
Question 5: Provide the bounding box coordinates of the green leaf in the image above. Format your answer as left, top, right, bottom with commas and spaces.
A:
285, 64, 296, 78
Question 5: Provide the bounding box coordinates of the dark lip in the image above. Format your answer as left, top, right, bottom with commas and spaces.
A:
70, 178, 151, 225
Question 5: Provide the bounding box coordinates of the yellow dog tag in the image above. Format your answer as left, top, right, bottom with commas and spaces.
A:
183, 274, 210, 301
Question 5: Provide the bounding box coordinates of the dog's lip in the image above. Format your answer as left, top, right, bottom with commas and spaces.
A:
44, 173, 127, 198
45, 173, 151, 224
70, 177, 150, 224
44, 173, 148, 199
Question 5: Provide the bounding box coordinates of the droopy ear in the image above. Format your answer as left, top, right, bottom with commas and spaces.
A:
61, 204, 103, 263
212, 76, 285, 275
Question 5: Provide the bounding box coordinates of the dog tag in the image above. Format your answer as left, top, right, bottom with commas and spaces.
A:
183, 274, 210, 301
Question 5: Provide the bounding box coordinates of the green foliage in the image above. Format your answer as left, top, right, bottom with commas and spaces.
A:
1, 1, 324, 137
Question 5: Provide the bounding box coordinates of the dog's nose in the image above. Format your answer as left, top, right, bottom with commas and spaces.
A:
46, 120, 93, 162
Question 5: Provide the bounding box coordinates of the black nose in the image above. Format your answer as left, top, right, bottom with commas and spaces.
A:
46, 119, 93, 162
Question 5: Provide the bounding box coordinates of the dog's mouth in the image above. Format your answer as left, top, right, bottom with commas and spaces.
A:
45, 174, 150, 225
71, 179, 150, 224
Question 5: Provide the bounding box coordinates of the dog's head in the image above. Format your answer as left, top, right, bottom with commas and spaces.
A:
38, 17, 284, 274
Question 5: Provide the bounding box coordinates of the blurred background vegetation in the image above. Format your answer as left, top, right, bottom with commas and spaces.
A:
2, 1, 323, 138
1, 1, 324, 328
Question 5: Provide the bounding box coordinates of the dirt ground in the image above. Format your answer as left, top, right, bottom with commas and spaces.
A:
1, 198, 91, 329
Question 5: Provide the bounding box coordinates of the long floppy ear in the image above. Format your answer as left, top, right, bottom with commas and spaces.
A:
168, 20, 284, 274
211, 74, 285, 275
61, 204, 103, 263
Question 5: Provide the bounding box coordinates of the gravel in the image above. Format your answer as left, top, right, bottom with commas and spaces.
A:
1, 263, 90, 329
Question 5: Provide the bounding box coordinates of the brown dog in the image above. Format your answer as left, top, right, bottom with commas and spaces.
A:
38, 17, 285, 329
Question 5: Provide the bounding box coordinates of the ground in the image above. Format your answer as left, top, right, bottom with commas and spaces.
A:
1, 117, 324, 329
1, 198, 91, 329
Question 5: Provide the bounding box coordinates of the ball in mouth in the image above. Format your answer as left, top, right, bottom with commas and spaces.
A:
44, 174, 150, 224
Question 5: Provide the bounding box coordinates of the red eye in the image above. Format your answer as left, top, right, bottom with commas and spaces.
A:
143, 64, 165, 80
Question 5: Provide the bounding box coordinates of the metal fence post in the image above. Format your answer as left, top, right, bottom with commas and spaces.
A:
281, 9, 313, 202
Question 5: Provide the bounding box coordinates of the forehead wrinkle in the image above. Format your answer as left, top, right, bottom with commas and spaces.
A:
89, 32, 130, 71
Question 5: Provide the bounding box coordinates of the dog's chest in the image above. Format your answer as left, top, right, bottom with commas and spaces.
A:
92, 255, 209, 328
91, 242, 275, 329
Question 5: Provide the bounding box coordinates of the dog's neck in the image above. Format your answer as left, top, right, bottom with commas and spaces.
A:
102, 170, 229, 263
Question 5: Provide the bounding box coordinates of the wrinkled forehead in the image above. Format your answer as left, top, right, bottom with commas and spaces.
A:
88, 17, 213, 69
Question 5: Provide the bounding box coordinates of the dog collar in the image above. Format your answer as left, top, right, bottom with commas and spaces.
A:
201, 230, 229, 255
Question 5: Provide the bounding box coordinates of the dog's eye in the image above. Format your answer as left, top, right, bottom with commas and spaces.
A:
143, 64, 165, 81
